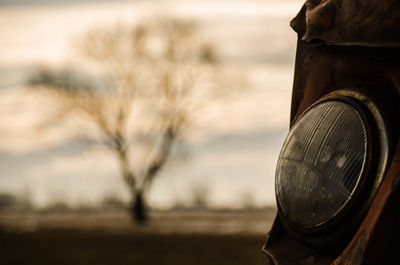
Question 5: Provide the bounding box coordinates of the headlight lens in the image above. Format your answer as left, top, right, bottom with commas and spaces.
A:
276, 100, 369, 230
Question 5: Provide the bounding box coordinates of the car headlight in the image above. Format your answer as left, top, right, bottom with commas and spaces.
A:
276, 96, 376, 231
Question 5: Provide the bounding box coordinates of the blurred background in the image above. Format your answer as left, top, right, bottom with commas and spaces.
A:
0, 0, 302, 264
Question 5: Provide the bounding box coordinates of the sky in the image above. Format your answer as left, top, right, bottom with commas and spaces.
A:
0, 0, 304, 208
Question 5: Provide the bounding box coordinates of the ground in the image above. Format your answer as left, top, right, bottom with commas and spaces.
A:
0, 211, 274, 265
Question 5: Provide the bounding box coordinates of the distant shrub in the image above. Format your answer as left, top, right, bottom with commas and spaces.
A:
0, 193, 18, 211
101, 195, 126, 210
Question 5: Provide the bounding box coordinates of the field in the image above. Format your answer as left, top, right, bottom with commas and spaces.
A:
0, 211, 274, 265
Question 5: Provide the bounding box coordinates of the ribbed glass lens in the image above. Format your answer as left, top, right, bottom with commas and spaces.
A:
276, 101, 368, 229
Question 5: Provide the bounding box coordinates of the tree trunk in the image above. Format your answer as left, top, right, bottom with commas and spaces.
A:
130, 190, 147, 224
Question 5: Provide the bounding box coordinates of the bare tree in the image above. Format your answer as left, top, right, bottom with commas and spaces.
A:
29, 18, 221, 223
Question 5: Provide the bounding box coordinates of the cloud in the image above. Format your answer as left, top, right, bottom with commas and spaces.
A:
0, 136, 96, 181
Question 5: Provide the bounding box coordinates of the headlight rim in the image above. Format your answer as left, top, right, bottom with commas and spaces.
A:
276, 89, 388, 238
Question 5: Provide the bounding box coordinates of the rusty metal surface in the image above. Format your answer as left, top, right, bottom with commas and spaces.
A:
332, 150, 400, 265
290, 44, 400, 123
264, 1, 400, 264
291, 0, 400, 47
262, 217, 338, 265
264, 3, 400, 264
267, 42, 400, 263
288, 43, 400, 264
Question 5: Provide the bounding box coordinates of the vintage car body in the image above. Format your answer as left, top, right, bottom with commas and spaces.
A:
263, 1, 400, 264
